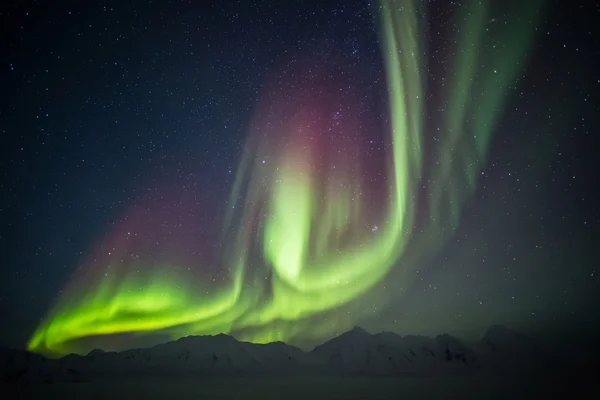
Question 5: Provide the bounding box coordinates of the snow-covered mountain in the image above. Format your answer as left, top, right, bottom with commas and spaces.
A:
0, 347, 89, 384
1, 325, 547, 383
311, 326, 480, 375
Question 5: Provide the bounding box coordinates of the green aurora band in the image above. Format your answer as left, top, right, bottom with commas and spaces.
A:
28, 0, 543, 356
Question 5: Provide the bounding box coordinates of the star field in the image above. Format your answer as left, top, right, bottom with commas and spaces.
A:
0, 0, 598, 356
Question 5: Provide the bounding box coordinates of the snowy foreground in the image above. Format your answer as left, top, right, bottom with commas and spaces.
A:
3, 325, 598, 398
7, 375, 593, 399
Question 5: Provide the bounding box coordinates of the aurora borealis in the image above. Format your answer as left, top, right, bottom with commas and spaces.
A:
2, 0, 598, 359
21, 0, 546, 356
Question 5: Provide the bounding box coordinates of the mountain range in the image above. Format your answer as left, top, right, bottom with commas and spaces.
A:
1, 325, 549, 384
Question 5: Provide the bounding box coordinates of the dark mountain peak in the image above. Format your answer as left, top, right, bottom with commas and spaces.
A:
174, 332, 235, 343
435, 333, 462, 343
311, 326, 373, 354
261, 340, 287, 347
87, 348, 104, 356
335, 326, 372, 342
349, 326, 370, 335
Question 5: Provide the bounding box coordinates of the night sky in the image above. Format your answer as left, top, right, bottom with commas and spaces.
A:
1, 0, 598, 356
